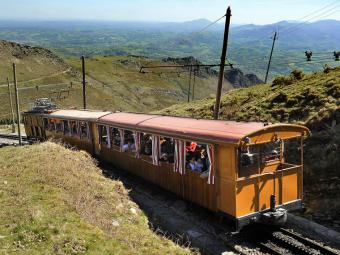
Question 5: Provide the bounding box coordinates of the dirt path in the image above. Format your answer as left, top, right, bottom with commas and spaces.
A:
0, 68, 72, 87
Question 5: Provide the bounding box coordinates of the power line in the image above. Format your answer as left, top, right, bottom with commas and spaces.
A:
280, 5, 340, 35
279, 0, 340, 34
189, 14, 226, 36
139, 63, 223, 73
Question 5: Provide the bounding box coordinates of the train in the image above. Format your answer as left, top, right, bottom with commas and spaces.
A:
22, 102, 310, 230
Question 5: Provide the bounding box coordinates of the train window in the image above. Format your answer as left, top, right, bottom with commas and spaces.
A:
43, 118, 49, 129
70, 121, 78, 136
63, 120, 70, 135
56, 120, 63, 133
160, 137, 174, 164
141, 133, 152, 156
79, 122, 89, 139
48, 119, 55, 131
98, 125, 108, 145
185, 142, 210, 173
283, 138, 301, 166
260, 141, 281, 164
239, 145, 260, 178
122, 130, 135, 153
111, 128, 121, 148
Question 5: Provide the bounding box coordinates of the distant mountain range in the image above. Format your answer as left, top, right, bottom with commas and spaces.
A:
0, 19, 339, 79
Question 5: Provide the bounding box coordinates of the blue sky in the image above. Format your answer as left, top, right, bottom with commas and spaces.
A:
0, 0, 339, 24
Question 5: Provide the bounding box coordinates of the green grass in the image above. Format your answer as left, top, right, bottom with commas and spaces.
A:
0, 142, 194, 255
157, 67, 340, 126
0, 40, 230, 122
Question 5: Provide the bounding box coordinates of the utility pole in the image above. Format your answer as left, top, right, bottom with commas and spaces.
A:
192, 67, 197, 101
265, 31, 277, 84
7, 77, 16, 133
187, 66, 193, 103
12, 63, 22, 146
81, 56, 87, 109
213, 7, 231, 120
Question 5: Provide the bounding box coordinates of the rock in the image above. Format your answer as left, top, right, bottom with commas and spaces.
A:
224, 68, 263, 88
3, 181, 7, 185
130, 208, 137, 215
112, 220, 120, 227
186, 230, 203, 239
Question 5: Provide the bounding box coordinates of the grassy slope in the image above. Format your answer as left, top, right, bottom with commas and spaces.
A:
0, 142, 193, 255
0, 40, 230, 121
158, 68, 340, 228
65, 56, 230, 112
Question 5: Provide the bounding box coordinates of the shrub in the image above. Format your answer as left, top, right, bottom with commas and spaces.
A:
291, 69, 304, 80
272, 76, 293, 86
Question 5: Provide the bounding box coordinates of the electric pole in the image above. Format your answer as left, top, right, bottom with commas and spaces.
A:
214, 7, 231, 120
192, 68, 196, 101
7, 77, 15, 133
265, 31, 277, 83
81, 56, 87, 109
187, 66, 193, 103
12, 63, 22, 146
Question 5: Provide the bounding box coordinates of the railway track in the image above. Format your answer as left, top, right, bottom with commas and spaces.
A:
0, 133, 34, 146
243, 225, 340, 255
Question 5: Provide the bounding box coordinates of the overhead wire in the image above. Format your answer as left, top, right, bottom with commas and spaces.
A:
189, 14, 226, 36
278, 0, 340, 34
280, 4, 340, 35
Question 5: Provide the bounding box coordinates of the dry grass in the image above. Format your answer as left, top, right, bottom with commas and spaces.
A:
0, 142, 194, 255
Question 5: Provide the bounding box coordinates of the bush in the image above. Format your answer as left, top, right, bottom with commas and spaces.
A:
291, 69, 304, 80
272, 76, 293, 86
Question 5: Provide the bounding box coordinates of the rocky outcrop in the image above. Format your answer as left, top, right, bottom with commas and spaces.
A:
0, 40, 66, 66
224, 68, 263, 88
163, 56, 263, 87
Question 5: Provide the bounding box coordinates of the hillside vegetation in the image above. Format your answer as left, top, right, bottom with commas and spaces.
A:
158, 67, 340, 229
0, 40, 230, 121
0, 142, 194, 255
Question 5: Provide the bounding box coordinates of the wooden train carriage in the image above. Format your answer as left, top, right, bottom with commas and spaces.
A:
22, 112, 46, 139
37, 110, 110, 154
22, 109, 310, 229
96, 112, 310, 229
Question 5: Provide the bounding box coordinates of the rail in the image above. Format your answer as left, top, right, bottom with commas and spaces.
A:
243, 224, 340, 255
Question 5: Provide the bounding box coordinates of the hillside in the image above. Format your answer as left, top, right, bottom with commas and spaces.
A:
0, 142, 193, 254
158, 67, 340, 230
1, 19, 339, 79
0, 40, 233, 121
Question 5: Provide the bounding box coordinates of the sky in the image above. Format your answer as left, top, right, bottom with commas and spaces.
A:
0, 0, 339, 24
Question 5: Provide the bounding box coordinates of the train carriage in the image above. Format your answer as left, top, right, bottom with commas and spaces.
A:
23, 108, 310, 230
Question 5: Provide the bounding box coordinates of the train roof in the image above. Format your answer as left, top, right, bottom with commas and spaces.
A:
47, 110, 111, 121
98, 112, 310, 145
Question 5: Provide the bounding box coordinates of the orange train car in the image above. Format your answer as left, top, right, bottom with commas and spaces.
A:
23, 108, 310, 230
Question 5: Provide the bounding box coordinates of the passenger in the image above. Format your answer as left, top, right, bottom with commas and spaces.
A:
200, 148, 208, 170
194, 159, 204, 172
114, 133, 121, 146
187, 158, 196, 171
144, 136, 152, 155
160, 138, 174, 162
122, 140, 135, 152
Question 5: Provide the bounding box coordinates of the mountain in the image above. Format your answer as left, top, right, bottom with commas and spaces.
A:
0, 40, 73, 84
0, 40, 234, 122
157, 67, 340, 230
1, 19, 338, 80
